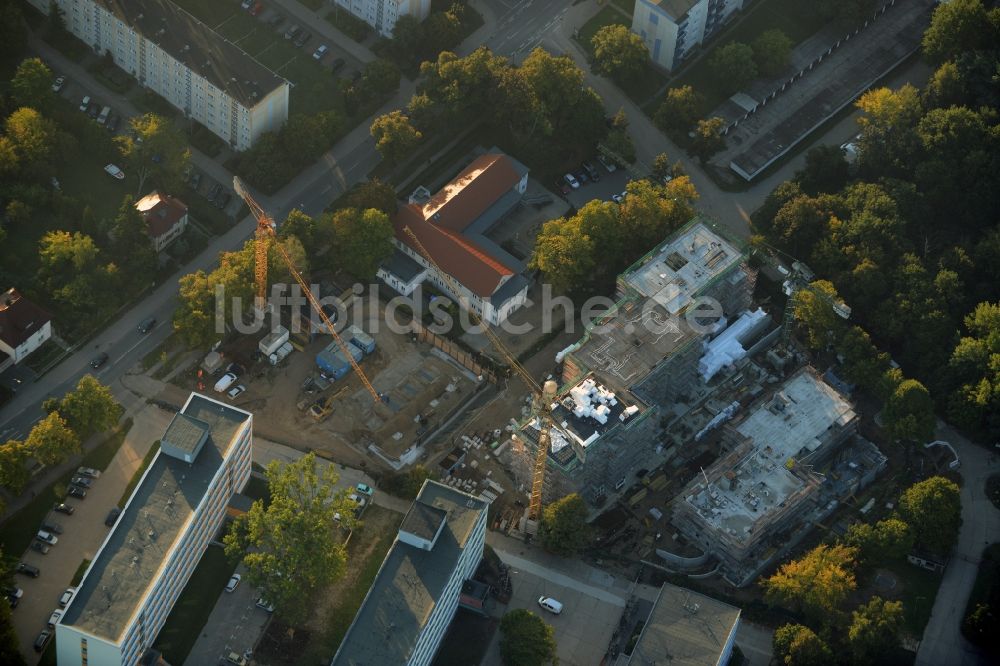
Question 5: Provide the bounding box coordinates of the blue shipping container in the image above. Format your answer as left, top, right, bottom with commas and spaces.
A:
316, 341, 364, 380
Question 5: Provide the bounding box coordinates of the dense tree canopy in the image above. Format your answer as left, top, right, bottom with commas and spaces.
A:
224, 453, 357, 623
947, 301, 1000, 435
654, 85, 704, 135
11, 58, 55, 110
370, 110, 422, 163
773, 623, 832, 666
922, 0, 1000, 64
690, 117, 726, 164
848, 596, 905, 663
26, 411, 80, 467
843, 517, 913, 564
709, 42, 757, 91
899, 476, 961, 555
764, 544, 857, 620
115, 113, 190, 194
499, 609, 557, 666
752, 29, 793, 77
591, 24, 649, 81
44, 375, 122, 439
539, 493, 590, 556
882, 378, 936, 443
330, 207, 394, 280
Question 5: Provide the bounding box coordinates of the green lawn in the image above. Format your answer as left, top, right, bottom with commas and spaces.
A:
117, 442, 160, 508
612, 0, 636, 16
886, 560, 944, 635
669, 0, 828, 113
58, 150, 134, 221
0, 420, 132, 558
153, 545, 238, 665
170, 0, 343, 116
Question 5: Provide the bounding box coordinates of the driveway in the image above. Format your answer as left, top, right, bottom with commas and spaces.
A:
11, 404, 170, 662
915, 423, 1000, 666
184, 564, 270, 666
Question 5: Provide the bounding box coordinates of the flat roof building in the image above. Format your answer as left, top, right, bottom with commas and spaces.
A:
57, 394, 253, 666
332, 480, 488, 666
670, 368, 883, 585
29, 0, 289, 151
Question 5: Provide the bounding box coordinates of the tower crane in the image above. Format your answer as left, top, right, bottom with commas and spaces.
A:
233, 177, 382, 404
401, 226, 559, 528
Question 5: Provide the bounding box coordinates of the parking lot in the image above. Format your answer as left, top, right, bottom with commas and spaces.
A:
183, 563, 271, 666
562, 159, 632, 210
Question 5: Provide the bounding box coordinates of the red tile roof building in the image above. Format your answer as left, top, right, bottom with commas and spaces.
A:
136, 192, 189, 252
0, 288, 52, 370
380, 151, 531, 325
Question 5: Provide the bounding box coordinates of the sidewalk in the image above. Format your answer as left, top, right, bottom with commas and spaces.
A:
269, 0, 376, 65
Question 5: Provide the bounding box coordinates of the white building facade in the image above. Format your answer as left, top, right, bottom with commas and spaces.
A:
0, 289, 51, 370
331, 0, 431, 37
28, 0, 289, 150
632, 0, 752, 70
56, 394, 253, 666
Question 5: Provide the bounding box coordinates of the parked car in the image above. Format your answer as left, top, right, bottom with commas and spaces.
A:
573, 169, 589, 185
250, 2, 264, 17
105, 507, 121, 527
33, 630, 52, 653
36, 531, 58, 546
30, 541, 49, 555
51, 76, 65, 93
612, 191, 626, 204
214, 191, 232, 209
47, 609, 63, 629
54, 503, 74, 516
59, 588, 76, 608
70, 476, 92, 489
40, 521, 63, 535
597, 154, 617, 173
16, 563, 40, 578
537, 596, 563, 614
555, 179, 571, 195
206, 182, 222, 202
103, 163, 125, 180
255, 597, 275, 612
227, 384, 246, 400
313, 45, 329, 60
88, 104, 100, 119
355, 483, 374, 496
67, 486, 86, 500
5, 587, 23, 602
331, 57, 345, 73
225, 574, 241, 593
214, 372, 238, 393
77, 466, 101, 479
582, 161, 600, 181
563, 173, 580, 190
137, 316, 156, 334
283, 24, 301, 40
348, 493, 367, 508
90, 352, 109, 369
226, 362, 246, 377
293, 31, 311, 48
79, 95, 91, 112
226, 652, 249, 666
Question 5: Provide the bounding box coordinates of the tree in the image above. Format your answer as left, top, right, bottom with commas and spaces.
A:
10, 58, 54, 110
836, 326, 890, 393
115, 113, 190, 194
108, 196, 157, 278
843, 517, 914, 563
899, 476, 961, 555
690, 117, 725, 164
0, 440, 31, 494
605, 126, 636, 164
539, 493, 589, 556
848, 596, 904, 663
277, 208, 321, 249
381, 465, 433, 499
795, 145, 850, 196
330, 207, 394, 280
947, 301, 1000, 437
922, 0, 1000, 64
791, 280, 847, 350
360, 58, 401, 99
344, 179, 398, 215
530, 212, 598, 296
0, 0, 28, 76
855, 85, 923, 177
224, 453, 357, 623
708, 42, 757, 91
0, 585, 25, 666
499, 609, 557, 666
54, 375, 122, 439
773, 624, 832, 666
654, 85, 704, 134
5, 107, 57, 174
591, 24, 649, 81
763, 543, 857, 619
752, 29, 793, 77
882, 378, 936, 442
370, 111, 422, 164
390, 14, 423, 62
25, 411, 81, 466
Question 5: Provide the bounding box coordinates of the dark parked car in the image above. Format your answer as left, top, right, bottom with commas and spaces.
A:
190, 171, 203, 190
54, 503, 74, 515
67, 486, 86, 499
106, 113, 120, 132
331, 58, 345, 73
88, 104, 99, 119
226, 362, 246, 377
215, 191, 232, 209
555, 179, 571, 195
105, 507, 121, 527
30, 541, 49, 555
293, 31, 311, 48
137, 317, 156, 334
90, 352, 109, 369
33, 630, 52, 653
582, 161, 600, 182
573, 169, 589, 185
206, 182, 222, 202
40, 521, 63, 535
70, 476, 92, 489
16, 563, 40, 578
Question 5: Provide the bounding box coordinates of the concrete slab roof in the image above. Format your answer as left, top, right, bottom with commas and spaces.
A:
630, 583, 741, 666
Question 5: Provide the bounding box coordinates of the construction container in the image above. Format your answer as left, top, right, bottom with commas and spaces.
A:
316, 341, 364, 380
202, 351, 223, 374
269, 341, 294, 366
346, 325, 376, 355
259, 326, 290, 356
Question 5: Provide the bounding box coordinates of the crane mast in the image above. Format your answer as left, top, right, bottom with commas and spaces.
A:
401, 226, 557, 523
233, 177, 382, 404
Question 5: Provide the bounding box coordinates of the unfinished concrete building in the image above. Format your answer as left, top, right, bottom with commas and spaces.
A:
669, 367, 885, 586
511, 219, 755, 505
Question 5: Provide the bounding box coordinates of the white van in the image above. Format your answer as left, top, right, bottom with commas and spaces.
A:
537, 596, 563, 614
214, 372, 237, 393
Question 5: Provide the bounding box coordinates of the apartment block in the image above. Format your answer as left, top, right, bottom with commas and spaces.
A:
332, 481, 488, 666
330, 0, 431, 38
56, 394, 253, 666
632, 0, 753, 70
29, 0, 289, 151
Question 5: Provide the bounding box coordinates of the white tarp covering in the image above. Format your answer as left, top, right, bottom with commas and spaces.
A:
698, 308, 768, 381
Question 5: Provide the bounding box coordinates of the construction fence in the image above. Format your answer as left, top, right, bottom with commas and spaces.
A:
409, 320, 500, 383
